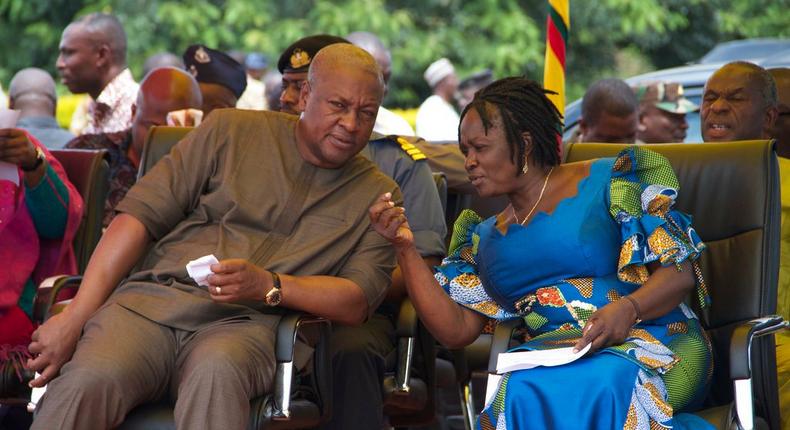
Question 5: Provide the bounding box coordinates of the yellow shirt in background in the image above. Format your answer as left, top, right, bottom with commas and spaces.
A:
778, 157, 789, 430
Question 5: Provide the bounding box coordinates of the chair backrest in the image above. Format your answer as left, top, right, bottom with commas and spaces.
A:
565, 141, 780, 424
137, 126, 193, 179
50, 149, 110, 273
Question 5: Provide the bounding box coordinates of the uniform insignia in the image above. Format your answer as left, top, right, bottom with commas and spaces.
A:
194, 47, 211, 64
396, 137, 427, 161
290, 49, 311, 69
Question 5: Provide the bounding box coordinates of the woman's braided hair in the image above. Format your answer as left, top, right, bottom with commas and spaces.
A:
458, 77, 563, 174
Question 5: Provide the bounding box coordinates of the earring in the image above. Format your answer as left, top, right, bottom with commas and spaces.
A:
521, 161, 529, 175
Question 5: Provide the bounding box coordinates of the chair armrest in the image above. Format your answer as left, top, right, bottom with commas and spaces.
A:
33, 275, 83, 323
393, 299, 419, 393
488, 318, 524, 374
271, 312, 331, 421
729, 315, 788, 430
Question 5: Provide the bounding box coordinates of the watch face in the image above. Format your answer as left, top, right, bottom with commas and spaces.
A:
265, 289, 282, 306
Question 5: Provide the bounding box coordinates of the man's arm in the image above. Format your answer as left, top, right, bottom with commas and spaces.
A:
207, 260, 373, 325
27, 214, 152, 387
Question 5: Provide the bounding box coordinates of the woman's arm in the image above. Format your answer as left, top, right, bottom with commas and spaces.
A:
370, 193, 486, 348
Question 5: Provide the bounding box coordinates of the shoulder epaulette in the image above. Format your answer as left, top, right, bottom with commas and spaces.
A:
396, 137, 427, 161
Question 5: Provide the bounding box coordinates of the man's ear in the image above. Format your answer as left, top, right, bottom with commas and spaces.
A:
637, 112, 648, 132
95, 43, 111, 68
763, 105, 779, 139
297, 80, 310, 113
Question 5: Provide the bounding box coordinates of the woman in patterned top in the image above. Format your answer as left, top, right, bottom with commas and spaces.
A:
369, 77, 715, 429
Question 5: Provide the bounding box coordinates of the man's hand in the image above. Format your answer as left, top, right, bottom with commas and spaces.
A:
208, 259, 272, 303
368, 192, 414, 250
573, 298, 637, 354
26, 312, 84, 387
0, 128, 37, 169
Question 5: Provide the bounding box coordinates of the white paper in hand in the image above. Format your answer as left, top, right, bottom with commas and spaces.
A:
0, 161, 19, 186
27, 373, 46, 412
186, 254, 219, 286
483, 343, 592, 407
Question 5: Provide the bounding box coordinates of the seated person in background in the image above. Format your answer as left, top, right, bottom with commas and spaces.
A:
415, 58, 461, 141
456, 69, 494, 111
66, 67, 202, 227
578, 78, 638, 143
235, 52, 268, 111
371, 77, 714, 429
8, 68, 75, 149
767, 66, 789, 430
183, 44, 246, 117
277, 34, 348, 115
276, 34, 447, 430
633, 81, 698, 143
28, 44, 399, 430
0, 129, 82, 387
701, 61, 778, 143
263, 69, 282, 112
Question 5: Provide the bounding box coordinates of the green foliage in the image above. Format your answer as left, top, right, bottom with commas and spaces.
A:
0, 0, 787, 107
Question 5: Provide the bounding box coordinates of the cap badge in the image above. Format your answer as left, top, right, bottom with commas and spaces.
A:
290, 48, 311, 69
195, 47, 211, 64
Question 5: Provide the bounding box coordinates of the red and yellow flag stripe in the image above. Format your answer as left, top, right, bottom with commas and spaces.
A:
543, 0, 570, 117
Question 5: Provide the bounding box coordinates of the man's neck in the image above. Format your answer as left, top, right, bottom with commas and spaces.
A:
91, 65, 126, 100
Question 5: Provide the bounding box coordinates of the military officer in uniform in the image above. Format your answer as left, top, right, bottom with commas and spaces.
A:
276, 35, 447, 430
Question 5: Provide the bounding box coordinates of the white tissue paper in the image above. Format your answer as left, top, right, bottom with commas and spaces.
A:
186, 254, 219, 286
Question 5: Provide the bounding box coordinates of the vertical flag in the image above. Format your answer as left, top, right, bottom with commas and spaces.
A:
543, 0, 570, 117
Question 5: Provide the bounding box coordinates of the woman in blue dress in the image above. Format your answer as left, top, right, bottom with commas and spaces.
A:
369, 77, 714, 429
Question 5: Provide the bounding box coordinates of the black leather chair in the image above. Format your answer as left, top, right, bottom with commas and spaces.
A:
483, 141, 787, 430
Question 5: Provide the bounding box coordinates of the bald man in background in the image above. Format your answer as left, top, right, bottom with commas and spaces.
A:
57, 13, 138, 135
8, 68, 74, 149
66, 67, 203, 226
700, 61, 777, 142
346, 31, 415, 137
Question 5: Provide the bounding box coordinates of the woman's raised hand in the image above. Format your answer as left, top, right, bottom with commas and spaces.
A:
368, 192, 414, 249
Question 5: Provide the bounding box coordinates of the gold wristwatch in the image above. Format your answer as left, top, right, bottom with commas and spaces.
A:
264, 271, 282, 306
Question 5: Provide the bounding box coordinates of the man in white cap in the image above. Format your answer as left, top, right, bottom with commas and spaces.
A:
415, 57, 460, 141
633, 81, 698, 143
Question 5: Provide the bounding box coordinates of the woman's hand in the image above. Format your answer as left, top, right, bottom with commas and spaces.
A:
573, 298, 638, 354
368, 192, 414, 250
0, 128, 37, 168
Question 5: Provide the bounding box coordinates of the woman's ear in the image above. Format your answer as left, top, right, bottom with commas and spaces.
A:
521, 131, 534, 154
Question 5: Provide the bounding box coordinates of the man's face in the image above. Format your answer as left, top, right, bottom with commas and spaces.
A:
701, 67, 770, 141
297, 67, 383, 168
56, 24, 102, 95
580, 111, 638, 143
198, 82, 237, 116
638, 105, 688, 143
280, 71, 308, 115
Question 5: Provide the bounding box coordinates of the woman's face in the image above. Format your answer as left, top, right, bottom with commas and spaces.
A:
459, 106, 520, 197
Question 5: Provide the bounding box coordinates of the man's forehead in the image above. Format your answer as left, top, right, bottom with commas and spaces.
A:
707, 67, 760, 91
282, 71, 308, 82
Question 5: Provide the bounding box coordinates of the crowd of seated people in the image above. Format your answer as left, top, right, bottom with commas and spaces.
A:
0, 9, 789, 430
